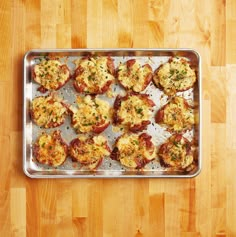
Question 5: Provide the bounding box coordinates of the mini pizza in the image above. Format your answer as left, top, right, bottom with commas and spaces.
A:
69, 135, 111, 170
70, 95, 111, 134
153, 57, 196, 96
113, 93, 155, 132
117, 59, 153, 92
31, 94, 67, 128
158, 134, 195, 170
111, 133, 156, 169
155, 96, 195, 132
33, 130, 68, 167
73, 57, 115, 94
33, 60, 70, 92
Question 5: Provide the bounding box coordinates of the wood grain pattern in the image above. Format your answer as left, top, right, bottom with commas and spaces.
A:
0, 0, 236, 236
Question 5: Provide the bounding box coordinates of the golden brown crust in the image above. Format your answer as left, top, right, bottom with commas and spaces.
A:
117, 59, 153, 92
110, 133, 156, 169
73, 57, 115, 94
33, 60, 70, 92
153, 57, 196, 96
33, 130, 68, 167
30, 94, 68, 128
69, 135, 111, 170
158, 134, 195, 170
69, 95, 111, 134
155, 96, 195, 132
113, 93, 155, 132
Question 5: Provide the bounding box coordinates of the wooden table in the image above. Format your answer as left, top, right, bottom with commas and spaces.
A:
0, 0, 235, 236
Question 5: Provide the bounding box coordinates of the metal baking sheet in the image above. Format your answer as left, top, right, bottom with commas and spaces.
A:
23, 49, 202, 178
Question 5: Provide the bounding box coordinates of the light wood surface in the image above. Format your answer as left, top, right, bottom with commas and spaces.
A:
0, 0, 235, 236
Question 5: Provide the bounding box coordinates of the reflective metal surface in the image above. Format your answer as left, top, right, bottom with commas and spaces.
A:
23, 49, 201, 178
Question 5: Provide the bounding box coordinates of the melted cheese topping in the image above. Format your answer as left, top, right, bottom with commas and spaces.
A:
75, 57, 114, 93
154, 57, 196, 95
160, 136, 193, 169
70, 135, 110, 167
116, 133, 156, 168
34, 60, 70, 90
36, 132, 67, 167
31, 95, 67, 128
71, 95, 110, 133
162, 97, 195, 131
117, 60, 152, 92
117, 95, 153, 126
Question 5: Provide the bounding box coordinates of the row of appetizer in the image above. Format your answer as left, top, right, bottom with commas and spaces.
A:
33, 56, 197, 96
33, 131, 196, 171
31, 93, 195, 134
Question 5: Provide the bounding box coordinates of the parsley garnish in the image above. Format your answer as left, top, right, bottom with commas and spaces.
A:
135, 108, 143, 114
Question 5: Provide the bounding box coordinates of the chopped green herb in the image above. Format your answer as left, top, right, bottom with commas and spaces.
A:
173, 141, 179, 147
170, 69, 175, 75
172, 114, 176, 120
135, 108, 143, 114
82, 123, 93, 126
171, 153, 177, 161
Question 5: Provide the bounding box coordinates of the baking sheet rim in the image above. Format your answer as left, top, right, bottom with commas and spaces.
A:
23, 48, 202, 178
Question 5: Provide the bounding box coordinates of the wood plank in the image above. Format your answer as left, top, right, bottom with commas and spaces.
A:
0, 84, 10, 135
102, 179, 136, 237
195, 100, 211, 237
56, 24, 72, 48
10, 188, 26, 237
102, 0, 118, 47
117, 0, 133, 47
226, 65, 236, 149
226, 0, 236, 63
71, 0, 87, 48
25, 0, 41, 49
86, 0, 102, 48
0, 190, 10, 236
10, 0, 25, 132
0, 0, 11, 81
210, 0, 226, 66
